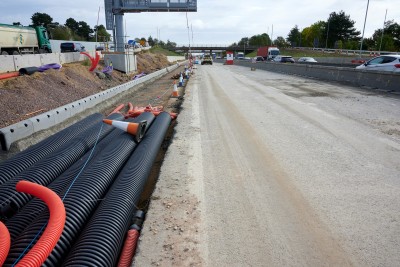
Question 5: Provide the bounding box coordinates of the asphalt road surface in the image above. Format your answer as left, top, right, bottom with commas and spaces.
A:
134, 63, 400, 267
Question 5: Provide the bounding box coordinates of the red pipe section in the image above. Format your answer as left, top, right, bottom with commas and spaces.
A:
0, 72, 19, 80
80, 52, 100, 72
0, 221, 10, 266
14, 180, 66, 267
109, 103, 125, 116
117, 229, 139, 267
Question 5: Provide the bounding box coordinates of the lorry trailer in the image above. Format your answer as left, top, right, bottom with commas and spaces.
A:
257, 46, 280, 61
0, 24, 52, 55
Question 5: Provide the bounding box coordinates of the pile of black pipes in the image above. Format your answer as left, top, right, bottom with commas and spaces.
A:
4, 113, 156, 266
63, 112, 172, 266
5, 113, 126, 240
0, 121, 114, 219
0, 113, 104, 185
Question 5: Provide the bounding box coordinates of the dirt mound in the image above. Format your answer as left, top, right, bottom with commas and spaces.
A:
0, 53, 172, 128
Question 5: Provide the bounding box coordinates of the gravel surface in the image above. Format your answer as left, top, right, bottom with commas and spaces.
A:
134, 63, 400, 266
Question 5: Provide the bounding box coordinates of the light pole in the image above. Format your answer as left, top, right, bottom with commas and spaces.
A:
359, 0, 370, 57
379, 9, 388, 53
325, 14, 331, 49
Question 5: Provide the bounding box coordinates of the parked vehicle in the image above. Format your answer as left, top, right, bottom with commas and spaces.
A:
298, 57, 317, 63
254, 56, 264, 62
355, 55, 400, 72
60, 42, 86, 53
236, 52, 245, 60
257, 46, 280, 61
273, 56, 295, 63
201, 54, 213, 65
0, 23, 52, 55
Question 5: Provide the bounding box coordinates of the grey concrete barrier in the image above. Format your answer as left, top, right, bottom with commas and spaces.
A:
0, 63, 180, 151
232, 61, 400, 93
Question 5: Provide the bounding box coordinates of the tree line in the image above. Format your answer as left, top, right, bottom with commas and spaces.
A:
232, 10, 400, 52
13, 12, 111, 42
13, 12, 178, 50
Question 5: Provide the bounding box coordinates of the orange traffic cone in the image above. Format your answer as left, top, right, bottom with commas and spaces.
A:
103, 119, 147, 142
171, 81, 179, 98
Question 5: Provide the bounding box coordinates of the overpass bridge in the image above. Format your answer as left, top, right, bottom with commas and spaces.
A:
172, 44, 259, 53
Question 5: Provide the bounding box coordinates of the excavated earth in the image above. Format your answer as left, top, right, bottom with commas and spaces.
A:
0, 52, 174, 128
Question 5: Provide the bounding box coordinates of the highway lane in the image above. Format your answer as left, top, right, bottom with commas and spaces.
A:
134, 63, 400, 266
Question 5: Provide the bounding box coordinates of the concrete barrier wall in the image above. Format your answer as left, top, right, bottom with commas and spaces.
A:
234, 61, 400, 92
0, 63, 181, 151
167, 56, 185, 63
0, 52, 99, 72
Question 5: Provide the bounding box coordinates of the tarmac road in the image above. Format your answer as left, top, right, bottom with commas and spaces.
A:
134, 63, 400, 267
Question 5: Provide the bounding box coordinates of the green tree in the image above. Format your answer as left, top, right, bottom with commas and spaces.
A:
372, 20, 400, 51
301, 21, 325, 47
275, 36, 288, 48
93, 24, 111, 42
31, 12, 53, 28
51, 26, 72, 40
77, 21, 93, 41
248, 33, 271, 46
65, 18, 79, 33
323, 11, 360, 48
287, 25, 301, 47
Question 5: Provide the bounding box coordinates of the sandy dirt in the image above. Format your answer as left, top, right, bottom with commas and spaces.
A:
134, 63, 400, 266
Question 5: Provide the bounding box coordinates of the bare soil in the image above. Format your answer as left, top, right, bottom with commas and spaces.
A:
0, 52, 172, 128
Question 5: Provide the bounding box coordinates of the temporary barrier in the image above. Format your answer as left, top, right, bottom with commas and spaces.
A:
226, 51, 234, 65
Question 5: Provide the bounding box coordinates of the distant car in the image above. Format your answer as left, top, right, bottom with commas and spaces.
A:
273, 56, 295, 63
60, 42, 85, 53
201, 54, 213, 65
298, 57, 317, 63
355, 55, 400, 72
194, 59, 200, 64
255, 56, 264, 62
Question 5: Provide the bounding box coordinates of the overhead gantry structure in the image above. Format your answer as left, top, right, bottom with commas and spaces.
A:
104, 0, 197, 52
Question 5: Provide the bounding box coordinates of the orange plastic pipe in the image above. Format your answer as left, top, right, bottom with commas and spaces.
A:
0, 221, 10, 266
0, 72, 19, 80
117, 229, 139, 267
109, 104, 125, 115
14, 181, 66, 267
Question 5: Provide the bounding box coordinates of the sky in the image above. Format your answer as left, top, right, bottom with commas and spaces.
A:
1, 0, 398, 46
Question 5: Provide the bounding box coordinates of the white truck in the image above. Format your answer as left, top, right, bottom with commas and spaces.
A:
0, 23, 52, 55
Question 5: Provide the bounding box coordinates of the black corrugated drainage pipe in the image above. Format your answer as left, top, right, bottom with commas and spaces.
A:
18, 67, 39, 76
0, 118, 117, 219
4, 113, 155, 267
0, 113, 104, 185
63, 112, 171, 267
5, 113, 126, 240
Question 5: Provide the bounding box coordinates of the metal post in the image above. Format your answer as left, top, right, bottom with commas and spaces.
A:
359, 0, 370, 57
325, 15, 331, 49
379, 9, 388, 53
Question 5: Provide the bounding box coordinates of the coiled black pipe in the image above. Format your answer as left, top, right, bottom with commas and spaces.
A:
4, 113, 155, 267
0, 119, 116, 219
5, 113, 154, 241
0, 113, 104, 185
63, 112, 171, 267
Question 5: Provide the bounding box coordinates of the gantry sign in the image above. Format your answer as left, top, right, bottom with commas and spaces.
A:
104, 0, 197, 52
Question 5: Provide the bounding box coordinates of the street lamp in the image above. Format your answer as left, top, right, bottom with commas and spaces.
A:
325, 14, 331, 49
359, 0, 370, 57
